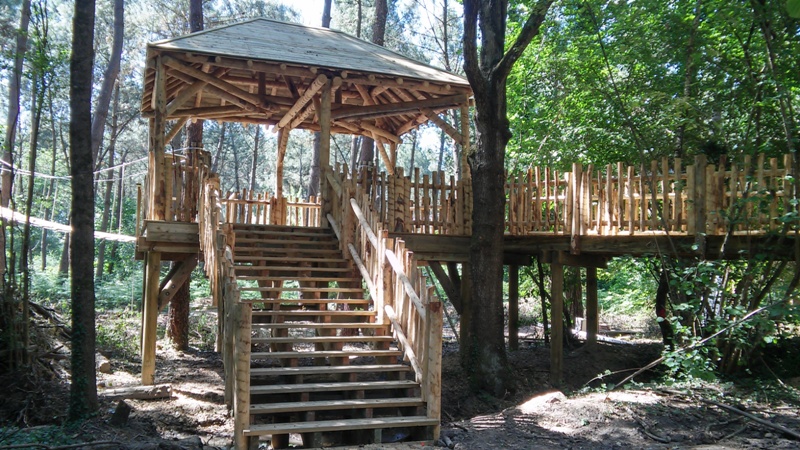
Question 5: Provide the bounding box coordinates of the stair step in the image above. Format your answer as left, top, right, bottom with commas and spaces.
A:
250, 397, 425, 414
233, 247, 342, 255
249, 380, 418, 395
243, 416, 439, 437
242, 298, 371, 305
236, 275, 362, 283
235, 238, 339, 246
241, 287, 363, 293
252, 335, 393, 345
234, 256, 348, 264
252, 310, 374, 318
252, 322, 385, 329
250, 364, 412, 377
234, 265, 352, 273
251, 350, 401, 360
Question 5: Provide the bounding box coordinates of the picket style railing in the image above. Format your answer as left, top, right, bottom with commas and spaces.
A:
340, 153, 795, 241
221, 188, 321, 227
326, 167, 444, 437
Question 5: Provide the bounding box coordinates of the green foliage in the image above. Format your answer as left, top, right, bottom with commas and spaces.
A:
597, 257, 658, 315
96, 309, 141, 360
0, 425, 79, 446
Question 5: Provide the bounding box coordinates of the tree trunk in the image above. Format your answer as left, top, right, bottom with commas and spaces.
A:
90, 0, 124, 167
106, 152, 126, 275
249, 125, 260, 192
1, 0, 31, 287
169, 0, 204, 352
356, 0, 388, 172
461, 0, 553, 396
211, 122, 226, 173
309, 0, 332, 198
68, 0, 98, 421
41, 93, 60, 271
59, 232, 70, 275
96, 84, 121, 279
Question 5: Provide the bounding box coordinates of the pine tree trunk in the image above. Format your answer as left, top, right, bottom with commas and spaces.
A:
68, 0, 98, 421
249, 125, 260, 192
96, 83, 121, 279
90, 0, 124, 167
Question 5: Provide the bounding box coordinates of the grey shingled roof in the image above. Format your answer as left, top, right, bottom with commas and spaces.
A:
150, 18, 469, 87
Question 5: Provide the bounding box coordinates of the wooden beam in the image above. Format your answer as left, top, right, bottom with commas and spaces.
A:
166, 79, 207, 115
166, 70, 255, 112
421, 108, 463, 145
509, 264, 519, 351
151, 56, 168, 221
165, 117, 189, 144
276, 74, 328, 131
586, 267, 598, 347
550, 256, 564, 385
275, 128, 289, 201
162, 56, 266, 110
375, 141, 395, 176
320, 79, 332, 227
331, 94, 468, 121
556, 252, 608, 269
141, 251, 161, 385
428, 261, 461, 313
359, 122, 401, 144
157, 257, 198, 310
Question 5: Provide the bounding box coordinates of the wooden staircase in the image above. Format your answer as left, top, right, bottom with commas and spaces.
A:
230, 224, 438, 448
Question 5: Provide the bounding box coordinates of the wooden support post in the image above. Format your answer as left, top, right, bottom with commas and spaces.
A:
141, 251, 161, 385
550, 255, 564, 385
693, 155, 707, 255
319, 79, 332, 227
509, 264, 519, 351
426, 299, 443, 440
150, 56, 167, 220
586, 267, 598, 347
275, 128, 289, 202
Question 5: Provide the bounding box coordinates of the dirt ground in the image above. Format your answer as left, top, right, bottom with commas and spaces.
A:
2, 309, 799, 449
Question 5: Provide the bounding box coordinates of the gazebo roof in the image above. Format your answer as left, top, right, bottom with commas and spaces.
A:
141, 18, 472, 140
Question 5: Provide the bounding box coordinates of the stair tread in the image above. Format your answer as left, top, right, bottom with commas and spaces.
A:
234, 256, 348, 263
251, 350, 401, 359
240, 287, 363, 292
235, 238, 338, 245
243, 298, 370, 304
252, 335, 392, 344
250, 397, 424, 414
252, 322, 386, 329
252, 310, 374, 316
250, 364, 412, 376
233, 248, 341, 255
234, 265, 352, 272
243, 416, 438, 436
236, 276, 360, 282
249, 380, 418, 394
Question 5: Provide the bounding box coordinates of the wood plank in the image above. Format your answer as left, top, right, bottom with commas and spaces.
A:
251, 322, 386, 329
243, 416, 438, 437
249, 380, 418, 395
250, 364, 412, 377
251, 350, 401, 359
251, 310, 374, 317
250, 398, 424, 415
252, 335, 393, 344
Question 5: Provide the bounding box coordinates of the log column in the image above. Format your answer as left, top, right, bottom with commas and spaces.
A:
319, 79, 332, 227
586, 267, 599, 347
142, 54, 167, 385
550, 254, 564, 385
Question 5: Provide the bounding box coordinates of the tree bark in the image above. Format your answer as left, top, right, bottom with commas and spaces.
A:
308, 0, 332, 197
356, 0, 388, 171
96, 83, 121, 279
461, 0, 553, 396
90, 0, 124, 167
169, 0, 204, 352
249, 125, 261, 192
1, 0, 31, 287
68, 0, 98, 421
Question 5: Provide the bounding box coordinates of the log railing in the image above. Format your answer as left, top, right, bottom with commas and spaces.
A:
198, 176, 251, 449
334, 153, 795, 239
221, 188, 321, 227
327, 168, 443, 437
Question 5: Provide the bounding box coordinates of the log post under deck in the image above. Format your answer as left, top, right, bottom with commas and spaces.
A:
142, 250, 161, 385
550, 255, 564, 385
586, 267, 599, 347
508, 264, 519, 351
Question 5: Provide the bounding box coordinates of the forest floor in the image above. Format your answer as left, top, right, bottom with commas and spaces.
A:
1, 306, 799, 449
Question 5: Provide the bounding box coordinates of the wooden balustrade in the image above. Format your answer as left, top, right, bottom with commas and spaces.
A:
333, 153, 795, 239
327, 167, 443, 437
221, 188, 321, 227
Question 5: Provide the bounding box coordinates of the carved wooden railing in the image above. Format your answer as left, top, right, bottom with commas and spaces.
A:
327, 167, 443, 437
345, 153, 795, 239
221, 188, 321, 227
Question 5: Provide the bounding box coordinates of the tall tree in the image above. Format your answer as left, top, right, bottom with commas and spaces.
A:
356, 0, 389, 170
461, 0, 553, 395
168, 0, 204, 351
90, 0, 124, 167
1, 0, 31, 289
68, 0, 98, 421
308, 0, 333, 197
